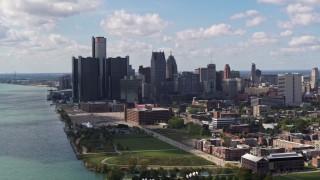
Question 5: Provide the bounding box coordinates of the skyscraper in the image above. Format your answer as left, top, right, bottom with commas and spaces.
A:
206, 64, 216, 92
138, 65, 151, 84
150, 51, 166, 97
72, 56, 100, 102
107, 56, 129, 100
311, 67, 319, 90
92, 36, 108, 98
224, 64, 231, 79
166, 52, 178, 80
93, 37, 106, 59
278, 73, 302, 105
251, 63, 256, 86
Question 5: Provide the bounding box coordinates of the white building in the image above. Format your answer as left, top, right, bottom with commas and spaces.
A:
278, 73, 302, 106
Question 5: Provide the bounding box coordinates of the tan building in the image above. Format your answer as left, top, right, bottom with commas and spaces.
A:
125, 107, 172, 125
253, 105, 271, 117
273, 139, 314, 152
312, 156, 320, 167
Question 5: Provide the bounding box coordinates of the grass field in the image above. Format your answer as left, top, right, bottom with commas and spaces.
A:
152, 128, 210, 146
113, 134, 176, 151
106, 150, 214, 166
274, 172, 320, 180
109, 133, 214, 167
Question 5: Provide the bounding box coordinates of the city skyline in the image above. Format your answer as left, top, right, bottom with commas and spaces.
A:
0, 0, 320, 73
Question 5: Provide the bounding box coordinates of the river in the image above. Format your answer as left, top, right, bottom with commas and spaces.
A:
0, 83, 105, 180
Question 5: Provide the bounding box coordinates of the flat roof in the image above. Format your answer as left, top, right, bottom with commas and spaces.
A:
131, 107, 169, 112
242, 153, 265, 162
267, 152, 303, 160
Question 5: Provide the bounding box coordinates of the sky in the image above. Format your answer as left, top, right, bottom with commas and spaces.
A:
0, 0, 320, 73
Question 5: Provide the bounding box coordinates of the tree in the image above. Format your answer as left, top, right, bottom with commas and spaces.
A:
168, 117, 185, 129
106, 167, 124, 180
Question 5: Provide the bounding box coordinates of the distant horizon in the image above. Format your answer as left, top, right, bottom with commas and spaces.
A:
0, 69, 312, 75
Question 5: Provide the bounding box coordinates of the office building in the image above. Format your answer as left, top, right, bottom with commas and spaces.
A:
92, 36, 108, 99
108, 56, 129, 100
173, 72, 199, 95
205, 64, 216, 92
222, 78, 242, 98
250, 96, 285, 108
125, 107, 172, 125
138, 65, 151, 84
58, 74, 71, 90
166, 52, 178, 80
150, 51, 166, 97
72, 56, 100, 102
311, 67, 319, 90
120, 76, 142, 104
230, 70, 240, 78
224, 64, 230, 79
278, 73, 302, 105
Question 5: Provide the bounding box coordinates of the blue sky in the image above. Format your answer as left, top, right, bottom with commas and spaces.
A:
0, 0, 320, 73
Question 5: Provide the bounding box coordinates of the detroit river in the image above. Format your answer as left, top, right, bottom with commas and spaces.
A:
0, 83, 105, 180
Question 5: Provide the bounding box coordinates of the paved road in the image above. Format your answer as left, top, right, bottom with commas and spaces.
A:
139, 126, 239, 167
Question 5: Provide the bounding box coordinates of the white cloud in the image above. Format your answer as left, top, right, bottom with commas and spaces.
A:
108, 39, 152, 56
290, 13, 320, 26
280, 30, 293, 37
240, 32, 278, 47
246, 16, 265, 26
277, 21, 294, 29
286, 3, 313, 14
0, 0, 103, 29
176, 24, 245, 40
230, 10, 259, 19
257, 0, 288, 5
100, 10, 168, 36
278, 3, 320, 28
289, 35, 319, 46
278, 46, 320, 54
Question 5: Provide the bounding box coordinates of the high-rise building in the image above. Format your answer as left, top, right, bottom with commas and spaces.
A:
72, 56, 100, 102
311, 67, 319, 90
206, 64, 216, 92
108, 56, 129, 100
173, 72, 199, 95
120, 76, 142, 104
278, 73, 302, 105
251, 63, 256, 86
224, 64, 231, 79
138, 66, 151, 84
150, 51, 166, 97
58, 74, 72, 90
92, 36, 108, 98
166, 52, 178, 80
195, 68, 208, 82
93, 37, 106, 59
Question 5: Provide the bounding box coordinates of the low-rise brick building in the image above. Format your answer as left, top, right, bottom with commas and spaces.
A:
241, 154, 269, 173
125, 107, 172, 125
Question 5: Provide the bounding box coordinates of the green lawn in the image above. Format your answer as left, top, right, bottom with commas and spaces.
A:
152, 128, 210, 142
106, 150, 214, 166
109, 134, 214, 167
274, 172, 320, 180
113, 134, 176, 151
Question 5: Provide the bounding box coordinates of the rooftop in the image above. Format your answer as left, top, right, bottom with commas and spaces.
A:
242, 153, 265, 162
267, 152, 303, 160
